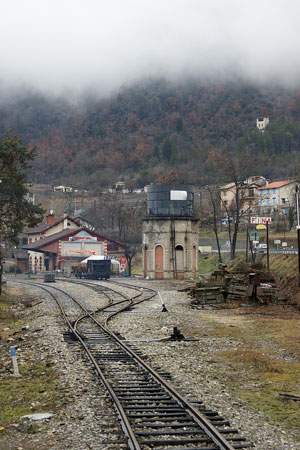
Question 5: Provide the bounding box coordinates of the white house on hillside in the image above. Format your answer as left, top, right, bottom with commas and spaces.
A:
256, 117, 269, 132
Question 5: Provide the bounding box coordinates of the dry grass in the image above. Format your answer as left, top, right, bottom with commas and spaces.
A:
0, 361, 62, 427
216, 345, 300, 429
0, 290, 63, 432
196, 305, 300, 434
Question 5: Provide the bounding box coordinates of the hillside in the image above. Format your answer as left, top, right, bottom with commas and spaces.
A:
1, 79, 300, 188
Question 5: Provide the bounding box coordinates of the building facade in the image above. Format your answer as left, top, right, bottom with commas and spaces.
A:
21, 212, 124, 273
220, 176, 268, 217
256, 117, 269, 132
257, 180, 298, 215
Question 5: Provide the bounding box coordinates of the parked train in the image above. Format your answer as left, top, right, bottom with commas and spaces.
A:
71, 259, 111, 280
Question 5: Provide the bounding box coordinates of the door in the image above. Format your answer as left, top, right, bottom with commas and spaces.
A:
155, 245, 163, 279
175, 245, 184, 279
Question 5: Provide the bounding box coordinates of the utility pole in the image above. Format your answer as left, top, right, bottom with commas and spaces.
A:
246, 227, 249, 262
266, 221, 269, 271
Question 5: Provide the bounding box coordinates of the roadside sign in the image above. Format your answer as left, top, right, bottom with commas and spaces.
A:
120, 255, 127, 272
256, 224, 267, 230
250, 232, 259, 241
282, 242, 288, 247
274, 239, 281, 244
251, 217, 271, 224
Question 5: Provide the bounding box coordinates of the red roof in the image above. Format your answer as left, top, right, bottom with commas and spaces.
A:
23, 227, 124, 252
260, 180, 296, 190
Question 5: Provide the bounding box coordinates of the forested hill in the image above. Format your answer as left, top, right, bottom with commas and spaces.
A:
1, 79, 300, 188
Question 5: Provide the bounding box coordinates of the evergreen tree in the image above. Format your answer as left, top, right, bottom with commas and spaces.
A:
0, 133, 44, 293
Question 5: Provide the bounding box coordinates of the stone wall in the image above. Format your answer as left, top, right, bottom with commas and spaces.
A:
142, 217, 199, 279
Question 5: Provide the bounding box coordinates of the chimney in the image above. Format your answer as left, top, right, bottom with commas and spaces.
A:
63, 212, 68, 229
46, 210, 55, 226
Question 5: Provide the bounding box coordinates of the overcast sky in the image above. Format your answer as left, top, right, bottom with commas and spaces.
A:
1, 0, 300, 96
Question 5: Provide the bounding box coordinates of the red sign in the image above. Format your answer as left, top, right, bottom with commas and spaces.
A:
120, 256, 127, 266
250, 217, 271, 224
120, 256, 127, 273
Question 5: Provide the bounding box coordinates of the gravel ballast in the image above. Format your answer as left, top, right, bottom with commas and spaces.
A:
1, 276, 299, 450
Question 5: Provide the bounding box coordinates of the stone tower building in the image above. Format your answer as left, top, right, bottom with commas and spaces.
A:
142, 185, 199, 279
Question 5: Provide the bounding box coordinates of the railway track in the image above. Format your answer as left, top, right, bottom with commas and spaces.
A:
14, 278, 254, 450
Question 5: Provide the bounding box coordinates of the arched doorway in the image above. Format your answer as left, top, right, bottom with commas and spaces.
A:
155, 245, 163, 279
175, 245, 184, 279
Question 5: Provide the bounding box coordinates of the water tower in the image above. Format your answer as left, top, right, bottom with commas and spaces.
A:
142, 185, 199, 279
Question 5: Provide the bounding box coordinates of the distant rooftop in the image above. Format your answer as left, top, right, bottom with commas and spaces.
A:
260, 180, 296, 190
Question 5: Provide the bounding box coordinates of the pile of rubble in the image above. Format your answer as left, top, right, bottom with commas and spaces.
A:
188, 263, 279, 308
277, 273, 300, 307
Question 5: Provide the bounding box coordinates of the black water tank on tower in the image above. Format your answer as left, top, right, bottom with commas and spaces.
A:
147, 185, 194, 217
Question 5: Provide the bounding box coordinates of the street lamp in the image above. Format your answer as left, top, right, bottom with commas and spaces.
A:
14, 246, 17, 276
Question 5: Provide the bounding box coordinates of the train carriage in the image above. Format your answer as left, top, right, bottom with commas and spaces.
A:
72, 258, 111, 280
86, 259, 111, 280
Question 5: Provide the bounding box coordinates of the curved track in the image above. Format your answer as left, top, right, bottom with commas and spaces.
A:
13, 278, 254, 450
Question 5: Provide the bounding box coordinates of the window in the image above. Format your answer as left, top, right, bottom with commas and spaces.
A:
260, 189, 263, 196
282, 198, 287, 204
272, 198, 276, 205
107, 242, 118, 251
259, 199, 263, 206
248, 188, 254, 197
273, 188, 276, 194
267, 198, 270, 205
267, 189, 270, 195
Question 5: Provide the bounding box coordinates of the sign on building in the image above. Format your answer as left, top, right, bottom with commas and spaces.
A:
250, 217, 271, 224
61, 240, 104, 257
170, 190, 187, 201
69, 230, 97, 241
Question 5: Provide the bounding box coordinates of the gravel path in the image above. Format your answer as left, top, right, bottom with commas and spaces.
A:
2, 277, 299, 450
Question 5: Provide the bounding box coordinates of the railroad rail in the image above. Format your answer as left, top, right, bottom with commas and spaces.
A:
13, 278, 254, 450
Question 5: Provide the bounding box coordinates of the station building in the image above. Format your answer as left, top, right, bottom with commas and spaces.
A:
21, 212, 124, 273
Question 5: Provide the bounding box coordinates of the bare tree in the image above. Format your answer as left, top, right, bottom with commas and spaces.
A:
86, 193, 146, 275
199, 185, 223, 262
220, 151, 255, 259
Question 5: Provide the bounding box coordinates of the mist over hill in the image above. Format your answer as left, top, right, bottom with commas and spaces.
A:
1, 78, 300, 188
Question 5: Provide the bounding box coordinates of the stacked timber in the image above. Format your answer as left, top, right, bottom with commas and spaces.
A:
256, 284, 278, 303
188, 263, 279, 307
226, 281, 248, 302
190, 282, 224, 307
